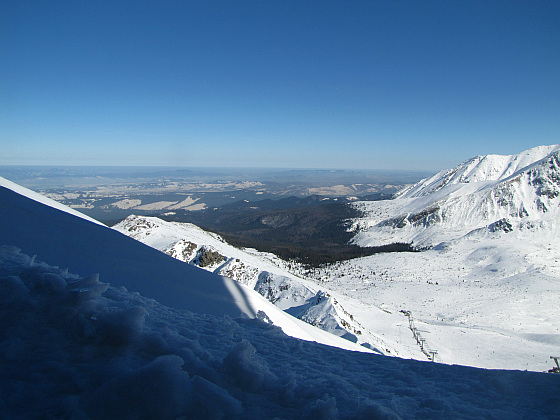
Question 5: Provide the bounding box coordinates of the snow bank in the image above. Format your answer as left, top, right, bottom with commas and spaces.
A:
1, 246, 558, 419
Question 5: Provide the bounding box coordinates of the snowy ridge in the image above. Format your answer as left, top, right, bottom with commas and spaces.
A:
0, 178, 369, 353
0, 176, 104, 226
398, 144, 560, 198
114, 215, 385, 351
353, 144, 560, 247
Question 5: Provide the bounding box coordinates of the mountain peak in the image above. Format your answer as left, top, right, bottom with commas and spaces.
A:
354, 144, 560, 248
399, 144, 560, 199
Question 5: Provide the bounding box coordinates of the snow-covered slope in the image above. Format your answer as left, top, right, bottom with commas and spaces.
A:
2, 246, 558, 419
334, 145, 560, 371
399, 144, 560, 198
114, 215, 376, 348
353, 144, 560, 247
0, 175, 104, 226
0, 176, 367, 352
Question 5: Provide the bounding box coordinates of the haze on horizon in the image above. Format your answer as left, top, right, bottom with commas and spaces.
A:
1, 1, 559, 172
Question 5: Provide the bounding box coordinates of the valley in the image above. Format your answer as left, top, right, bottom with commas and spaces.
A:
2, 145, 559, 373
158, 194, 413, 266
111, 144, 560, 372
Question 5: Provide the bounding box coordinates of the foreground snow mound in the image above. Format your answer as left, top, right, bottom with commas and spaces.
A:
1, 247, 558, 419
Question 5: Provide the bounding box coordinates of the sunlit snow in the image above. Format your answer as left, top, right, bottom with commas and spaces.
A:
1, 143, 560, 418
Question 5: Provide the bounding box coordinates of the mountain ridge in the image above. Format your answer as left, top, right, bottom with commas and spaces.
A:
114, 214, 389, 352
398, 144, 560, 198
0, 176, 369, 352
353, 144, 560, 248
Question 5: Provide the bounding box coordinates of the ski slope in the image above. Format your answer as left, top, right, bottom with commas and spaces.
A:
339, 145, 560, 371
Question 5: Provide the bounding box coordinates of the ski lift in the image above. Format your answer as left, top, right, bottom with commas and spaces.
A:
549, 356, 560, 374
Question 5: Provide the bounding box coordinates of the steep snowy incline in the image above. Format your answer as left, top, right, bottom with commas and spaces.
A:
0, 178, 369, 351
0, 176, 104, 226
114, 214, 300, 286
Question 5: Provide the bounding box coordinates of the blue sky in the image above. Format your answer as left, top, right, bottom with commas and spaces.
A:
1, 1, 559, 171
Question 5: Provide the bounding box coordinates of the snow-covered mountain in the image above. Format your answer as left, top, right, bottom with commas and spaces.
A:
400, 144, 560, 197
1, 173, 559, 418
114, 215, 378, 348
352, 144, 560, 247
327, 144, 560, 371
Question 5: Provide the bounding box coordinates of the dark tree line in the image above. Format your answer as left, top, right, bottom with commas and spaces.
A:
160, 199, 418, 268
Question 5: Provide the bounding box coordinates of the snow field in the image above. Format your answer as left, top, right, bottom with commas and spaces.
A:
314, 237, 560, 371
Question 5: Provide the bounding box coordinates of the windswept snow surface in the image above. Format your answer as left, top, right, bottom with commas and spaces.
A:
1, 246, 559, 419
341, 145, 560, 371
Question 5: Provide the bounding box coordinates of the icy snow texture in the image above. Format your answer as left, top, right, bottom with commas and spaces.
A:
1, 247, 558, 419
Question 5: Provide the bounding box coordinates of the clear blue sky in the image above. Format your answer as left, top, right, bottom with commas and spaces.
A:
1, 1, 559, 171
